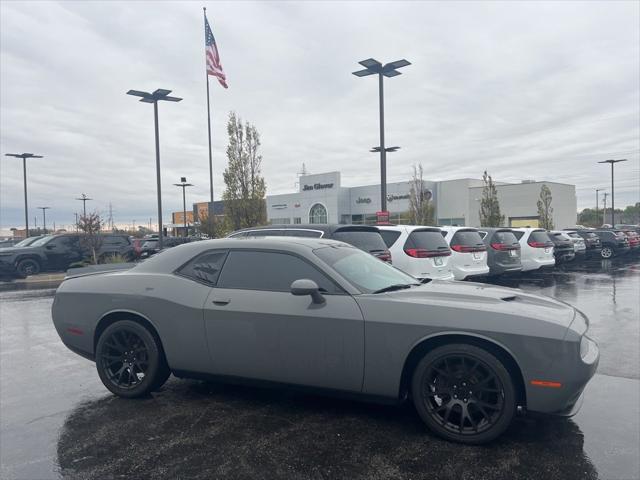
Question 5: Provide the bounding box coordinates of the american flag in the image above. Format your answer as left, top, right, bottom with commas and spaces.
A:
205, 14, 228, 89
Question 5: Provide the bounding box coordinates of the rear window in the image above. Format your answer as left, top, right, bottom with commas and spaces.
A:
332, 230, 387, 252
529, 231, 551, 243
404, 230, 449, 251
492, 231, 518, 244
282, 230, 322, 238
244, 230, 285, 237
567, 233, 581, 239
450, 230, 484, 247
380, 230, 401, 248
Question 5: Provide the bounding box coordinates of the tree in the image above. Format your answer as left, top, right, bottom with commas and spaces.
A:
222, 112, 267, 231
407, 163, 434, 225
478, 170, 504, 227
537, 184, 554, 230
76, 212, 103, 264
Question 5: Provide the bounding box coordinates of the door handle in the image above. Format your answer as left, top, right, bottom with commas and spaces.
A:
212, 298, 231, 306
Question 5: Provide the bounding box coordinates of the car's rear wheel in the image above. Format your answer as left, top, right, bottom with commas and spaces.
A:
411, 343, 516, 444
96, 320, 170, 398
16, 258, 40, 277
600, 246, 613, 259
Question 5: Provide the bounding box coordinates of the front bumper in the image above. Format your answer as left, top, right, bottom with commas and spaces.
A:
525, 337, 599, 416
0, 259, 18, 276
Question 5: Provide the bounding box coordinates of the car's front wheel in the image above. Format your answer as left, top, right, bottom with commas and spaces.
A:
600, 246, 614, 259
95, 320, 170, 398
411, 343, 516, 444
16, 258, 41, 277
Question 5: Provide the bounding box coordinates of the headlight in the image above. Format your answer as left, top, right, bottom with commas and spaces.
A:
580, 335, 598, 364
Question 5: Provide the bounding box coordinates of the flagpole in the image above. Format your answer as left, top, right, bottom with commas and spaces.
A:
204, 7, 214, 204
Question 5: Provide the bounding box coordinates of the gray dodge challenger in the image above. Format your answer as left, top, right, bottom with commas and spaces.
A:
52, 237, 599, 444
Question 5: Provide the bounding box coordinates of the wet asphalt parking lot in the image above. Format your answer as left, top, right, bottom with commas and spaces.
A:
1, 258, 639, 480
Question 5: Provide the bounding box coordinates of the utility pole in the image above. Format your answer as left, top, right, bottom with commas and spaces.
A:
174, 177, 194, 237
37, 207, 50, 234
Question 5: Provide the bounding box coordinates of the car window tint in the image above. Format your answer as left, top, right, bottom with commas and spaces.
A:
529, 231, 550, 243
178, 250, 228, 285
493, 231, 519, 244
512, 231, 524, 240
450, 230, 484, 247
218, 250, 338, 293
332, 230, 387, 252
379, 230, 401, 248
404, 230, 449, 250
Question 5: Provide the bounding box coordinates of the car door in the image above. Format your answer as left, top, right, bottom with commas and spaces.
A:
203, 249, 365, 392
43, 236, 82, 270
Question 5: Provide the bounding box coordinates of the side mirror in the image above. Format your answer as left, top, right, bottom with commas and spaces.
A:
290, 279, 325, 304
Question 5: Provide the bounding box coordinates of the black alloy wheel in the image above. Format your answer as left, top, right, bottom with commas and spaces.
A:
412, 343, 516, 444
96, 320, 170, 397
16, 258, 40, 277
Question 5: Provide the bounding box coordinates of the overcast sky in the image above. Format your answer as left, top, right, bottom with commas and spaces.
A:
1, 0, 639, 230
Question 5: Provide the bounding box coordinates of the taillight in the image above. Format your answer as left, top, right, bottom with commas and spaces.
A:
451, 245, 487, 253
490, 243, 516, 251
376, 250, 392, 263
528, 241, 552, 248
404, 248, 452, 258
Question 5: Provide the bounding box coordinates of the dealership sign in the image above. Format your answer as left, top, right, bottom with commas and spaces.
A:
303, 182, 334, 191
356, 197, 372, 204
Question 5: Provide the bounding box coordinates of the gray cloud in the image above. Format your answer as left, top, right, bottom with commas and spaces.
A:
1, 0, 638, 230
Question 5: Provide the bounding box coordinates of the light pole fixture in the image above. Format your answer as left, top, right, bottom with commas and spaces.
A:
75, 193, 93, 218
37, 207, 51, 234
598, 159, 627, 227
127, 88, 183, 250
353, 58, 410, 214
595, 188, 604, 224
4, 152, 43, 237
173, 177, 194, 237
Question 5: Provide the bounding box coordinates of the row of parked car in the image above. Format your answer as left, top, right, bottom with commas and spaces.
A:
229, 224, 639, 281
0, 232, 202, 278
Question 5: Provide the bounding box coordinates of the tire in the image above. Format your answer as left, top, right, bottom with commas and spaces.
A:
16, 258, 41, 277
411, 343, 516, 445
95, 320, 170, 398
600, 246, 613, 259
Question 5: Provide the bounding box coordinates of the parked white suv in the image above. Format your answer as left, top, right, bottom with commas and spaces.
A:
440, 227, 490, 280
378, 226, 454, 281
511, 228, 555, 272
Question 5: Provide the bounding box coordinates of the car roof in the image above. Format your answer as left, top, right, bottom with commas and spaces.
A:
511, 227, 545, 232
476, 227, 513, 233
232, 224, 380, 235
133, 236, 352, 274
439, 226, 479, 232
377, 225, 442, 232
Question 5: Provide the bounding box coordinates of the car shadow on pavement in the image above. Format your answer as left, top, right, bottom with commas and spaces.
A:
56, 377, 598, 480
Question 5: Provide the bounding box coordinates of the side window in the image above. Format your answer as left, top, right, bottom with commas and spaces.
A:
217, 250, 340, 293
245, 230, 284, 237
177, 250, 228, 285
379, 230, 401, 248
478, 231, 487, 239
512, 231, 524, 240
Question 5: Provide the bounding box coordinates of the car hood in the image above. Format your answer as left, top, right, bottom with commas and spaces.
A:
380, 280, 576, 328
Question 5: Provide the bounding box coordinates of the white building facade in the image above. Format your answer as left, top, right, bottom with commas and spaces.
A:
266, 172, 577, 229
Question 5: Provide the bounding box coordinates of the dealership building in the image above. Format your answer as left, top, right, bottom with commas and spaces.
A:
266, 171, 577, 229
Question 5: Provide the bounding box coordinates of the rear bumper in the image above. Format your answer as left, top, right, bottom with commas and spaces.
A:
454, 266, 490, 280
521, 257, 555, 272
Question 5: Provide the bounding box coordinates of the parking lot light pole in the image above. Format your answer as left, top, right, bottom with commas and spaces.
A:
4, 153, 44, 237
75, 193, 92, 218
353, 58, 410, 214
174, 177, 194, 237
127, 88, 183, 250
37, 207, 50, 234
595, 188, 604, 224
598, 159, 627, 227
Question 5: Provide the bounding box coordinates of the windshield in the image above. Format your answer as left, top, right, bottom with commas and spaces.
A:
314, 245, 418, 294
29, 235, 54, 247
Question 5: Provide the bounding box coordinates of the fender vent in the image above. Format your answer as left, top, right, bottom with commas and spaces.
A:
501, 296, 518, 302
